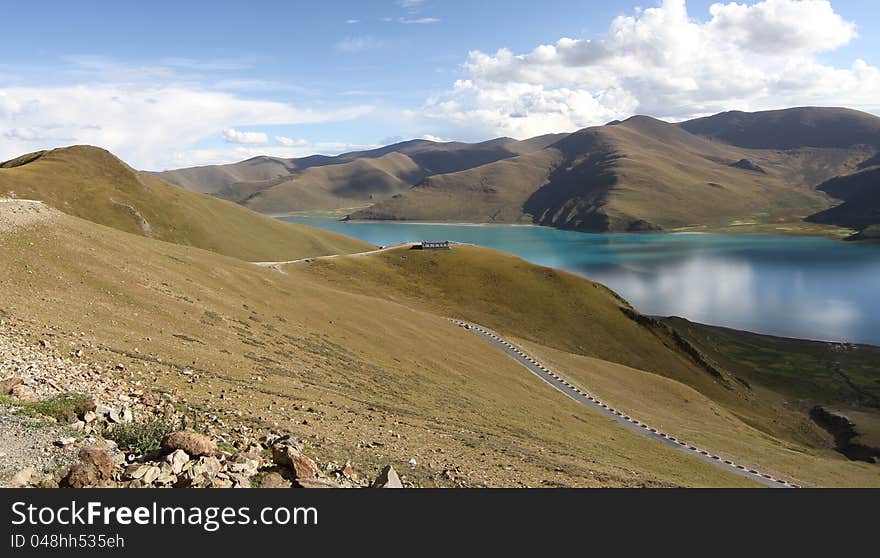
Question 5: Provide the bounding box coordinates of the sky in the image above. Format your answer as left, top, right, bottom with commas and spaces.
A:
1, 0, 879, 170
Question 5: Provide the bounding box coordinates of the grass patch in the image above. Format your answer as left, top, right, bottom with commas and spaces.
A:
1, 392, 94, 423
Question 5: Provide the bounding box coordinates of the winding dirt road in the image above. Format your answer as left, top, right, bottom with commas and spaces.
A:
453, 319, 799, 488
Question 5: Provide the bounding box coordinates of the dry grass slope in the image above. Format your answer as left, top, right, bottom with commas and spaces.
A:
0, 146, 372, 261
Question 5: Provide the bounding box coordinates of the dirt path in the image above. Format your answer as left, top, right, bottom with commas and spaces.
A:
253, 241, 418, 268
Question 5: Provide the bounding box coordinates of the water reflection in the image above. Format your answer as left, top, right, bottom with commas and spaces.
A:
282, 217, 880, 345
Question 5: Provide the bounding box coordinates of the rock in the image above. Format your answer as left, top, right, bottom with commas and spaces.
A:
107, 408, 123, 423
10, 468, 36, 488
10, 384, 36, 401
142, 466, 161, 484
65, 443, 115, 488
371, 465, 403, 488
125, 463, 150, 480
259, 472, 291, 488
162, 431, 215, 457
121, 408, 133, 423
53, 438, 76, 448
165, 449, 190, 475
0, 376, 24, 394
271, 442, 318, 480
82, 411, 97, 423
39, 339, 51, 349
341, 462, 357, 480
408, 458, 417, 466
296, 478, 337, 489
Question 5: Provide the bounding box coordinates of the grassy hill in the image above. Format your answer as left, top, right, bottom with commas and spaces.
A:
0, 203, 761, 488
153, 135, 566, 216
0, 146, 371, 261
1, 195, 877, 486
294, 244, 880, 486
353, 111, 869, 232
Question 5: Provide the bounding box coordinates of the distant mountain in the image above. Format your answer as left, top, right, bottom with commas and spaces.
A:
353, 108, 878, 232
0, 146, 371, 261
153, 134, 567, 215
678, 107, 880, 149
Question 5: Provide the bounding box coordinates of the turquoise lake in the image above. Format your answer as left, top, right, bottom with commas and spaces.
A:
282, 217, 880, 346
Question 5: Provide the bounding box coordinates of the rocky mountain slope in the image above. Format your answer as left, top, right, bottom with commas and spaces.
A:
154, 135, 566, 216
351, 108, 879, 234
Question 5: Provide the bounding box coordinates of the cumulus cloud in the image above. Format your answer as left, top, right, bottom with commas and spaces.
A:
222, 128, 268, 144
0, 84, 373, 169
419, 0, 878, 139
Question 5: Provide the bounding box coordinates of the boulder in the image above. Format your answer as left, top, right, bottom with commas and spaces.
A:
162, 431, 215, 457
10, 384, 36, 401
0, 377, 24, 394
371, 465, 403, 488
65, 443, 115, 488
271, 441, 318, 480
259, 472, 292, 488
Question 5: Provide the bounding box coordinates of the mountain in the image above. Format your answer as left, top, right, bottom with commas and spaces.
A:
806, 166, 880, 237
678, 107, 880, 149
153, 134, 567, 215
0, 146, 371, 261
352, 109, 876, 232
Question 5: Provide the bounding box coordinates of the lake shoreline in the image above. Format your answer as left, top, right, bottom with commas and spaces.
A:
281, 216, 880, 346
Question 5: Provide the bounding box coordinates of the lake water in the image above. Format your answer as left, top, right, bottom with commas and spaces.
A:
282, 217, 880, 346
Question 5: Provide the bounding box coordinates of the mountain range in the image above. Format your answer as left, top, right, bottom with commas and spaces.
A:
154, 107, 880, 239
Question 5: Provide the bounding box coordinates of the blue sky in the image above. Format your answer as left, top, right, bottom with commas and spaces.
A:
1, 0, 879, 169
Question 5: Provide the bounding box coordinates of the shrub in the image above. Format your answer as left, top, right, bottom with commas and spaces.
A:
105, 411, 184, 455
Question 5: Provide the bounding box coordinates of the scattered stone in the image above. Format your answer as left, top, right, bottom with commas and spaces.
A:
372, 465, 403, 488
165, 449, 190, 475
296, 478, 337, 489
142, 465, 161, 484
10, 384, 36, 401
162, 431, 215, 457
259, 472, 291, 488
53, 438, 75, 448
0, 377, 24, 394
10, 468, 36, 488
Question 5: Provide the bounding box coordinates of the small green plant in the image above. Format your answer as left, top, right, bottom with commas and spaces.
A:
4, 392, 94, 423
105, 411, 184, 455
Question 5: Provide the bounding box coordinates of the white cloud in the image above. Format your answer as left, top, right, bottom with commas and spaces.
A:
0, 84, 374, 169
397, 0, 426, 7
418, 0, 879, 139
274, 135, 306, 146
707, 0, 856, 54
222, 128, 268, 144
335, 36, 382, 53
399, 17, 440, 24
